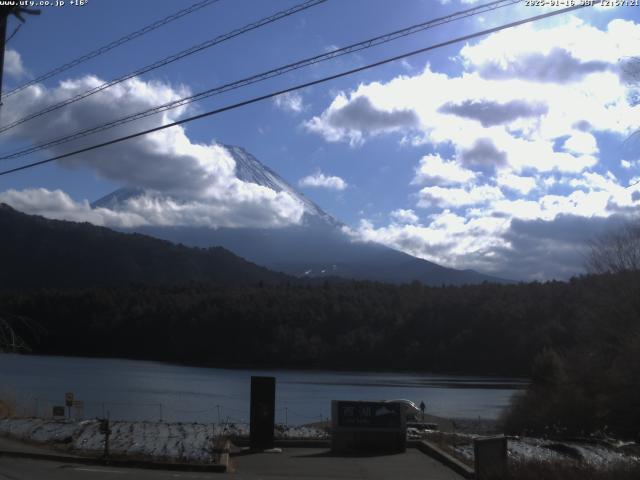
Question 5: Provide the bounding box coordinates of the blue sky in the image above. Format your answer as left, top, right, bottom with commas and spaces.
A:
0, 0, 639, 280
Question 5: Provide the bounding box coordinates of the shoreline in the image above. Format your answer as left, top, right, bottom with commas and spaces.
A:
0, 351, 531, 382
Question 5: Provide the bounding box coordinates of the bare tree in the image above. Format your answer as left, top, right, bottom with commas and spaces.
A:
586, 222, 640, 274
0, 315, 37, 353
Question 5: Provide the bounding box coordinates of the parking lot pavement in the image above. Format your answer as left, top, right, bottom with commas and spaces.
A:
0, 457, 219, 480
0, 447, 464, 480
228, 448, 464, 480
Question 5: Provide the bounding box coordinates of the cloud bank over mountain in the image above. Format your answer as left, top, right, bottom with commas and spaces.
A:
307, 17, 640, 280
1, 75, 304, 229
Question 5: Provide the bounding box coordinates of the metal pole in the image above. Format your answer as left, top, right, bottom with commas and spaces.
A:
284, 407, 288, 427
0, 11, 7, 105
216, 405, 221, 424
103, 414, 110, 460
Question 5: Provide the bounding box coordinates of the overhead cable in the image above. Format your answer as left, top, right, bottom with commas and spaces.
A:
0, 0, 327, 134
0, 2, 595, 178
2, 0, 222, 100
0, 0, 519, 161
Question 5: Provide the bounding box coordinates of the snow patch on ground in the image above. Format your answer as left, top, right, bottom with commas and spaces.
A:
452, 435, 640, 468
0, 418, 327, 463
0, 418, 218, 462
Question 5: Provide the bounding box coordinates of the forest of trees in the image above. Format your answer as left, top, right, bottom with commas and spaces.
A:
2, 269, 639, 437
0, 203, 289, 289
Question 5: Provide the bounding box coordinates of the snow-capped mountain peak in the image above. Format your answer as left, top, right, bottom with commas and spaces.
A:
225, 145, 339, 226
93, 144, 340, 227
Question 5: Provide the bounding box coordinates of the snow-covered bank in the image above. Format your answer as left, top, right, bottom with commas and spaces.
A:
3, 417, 635, 469
0, 418, 327, 463
421, 430, 640, 468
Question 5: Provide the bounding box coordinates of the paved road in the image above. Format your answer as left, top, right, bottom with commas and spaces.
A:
0, 457, 217, 479
229, 447, 464, 479
0, 448, 464, 480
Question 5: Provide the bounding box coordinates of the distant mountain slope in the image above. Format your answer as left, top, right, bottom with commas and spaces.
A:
0, 204, 289, 289
93, 145, 511, 286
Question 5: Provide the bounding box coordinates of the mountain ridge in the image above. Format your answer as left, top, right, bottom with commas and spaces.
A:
0, 203, 290, 289
92, 144, 511, 286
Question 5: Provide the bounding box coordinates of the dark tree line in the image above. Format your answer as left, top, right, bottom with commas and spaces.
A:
0, 203, 289, 290
3, 269, 639, 437
0, 279, 572, 373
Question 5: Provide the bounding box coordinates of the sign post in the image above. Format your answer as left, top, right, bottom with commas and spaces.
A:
100, 418, 111, 460
331, 400, 406, 454
73, 400, 84, 420
249, 376, 276, 450
65, 392, 74, 419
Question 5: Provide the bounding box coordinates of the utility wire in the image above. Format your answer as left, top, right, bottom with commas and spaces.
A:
0, 0, 520, 161
4, 22, 21, 44
2, 0, 222, 100
0, 2, 595, 178
0, 0, 327, 135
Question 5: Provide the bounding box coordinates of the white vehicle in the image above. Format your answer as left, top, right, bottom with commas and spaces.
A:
383, 399, 421, 420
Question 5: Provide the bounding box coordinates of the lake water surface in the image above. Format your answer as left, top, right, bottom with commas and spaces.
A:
0, 353, 527, 424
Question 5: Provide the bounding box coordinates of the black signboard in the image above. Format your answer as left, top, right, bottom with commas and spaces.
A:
52, 406, 65, 417
475, 436, 508, 480
337, 401, 402, 429
249, 376, 275, 450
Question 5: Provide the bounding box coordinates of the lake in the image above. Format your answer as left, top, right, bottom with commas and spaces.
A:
0, 353, 527, 424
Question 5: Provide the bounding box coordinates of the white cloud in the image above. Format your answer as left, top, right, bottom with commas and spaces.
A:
306, 18, 638, 169
412, 154, 476, 186
497, 173, 537, 195
345, 173, 640, 280
304, 16, 640, 279
390, 208, 419, 224
0, 188, 147, 227
345, 212, 510, 275
417, 185, 503, 208
4, 49, 27, 79
439, 99, 548, 127
0, 186, 305, 230
274, 91, 305, 113
562, 131, 599, 155
298, 171, 347, 190
459, 18, 640, 82
621, 159, 640, 169
0, 75, 305, 229
304, 93, 420, 147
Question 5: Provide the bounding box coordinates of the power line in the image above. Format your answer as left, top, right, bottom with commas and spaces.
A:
4, 22, 21, 44
0, 0, 327, 135
1, 0, 222, 100
0, 2, 594, 178
0, 0, 520, 162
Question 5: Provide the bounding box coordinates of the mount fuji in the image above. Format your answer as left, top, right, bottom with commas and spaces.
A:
93, 145, 509, 285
